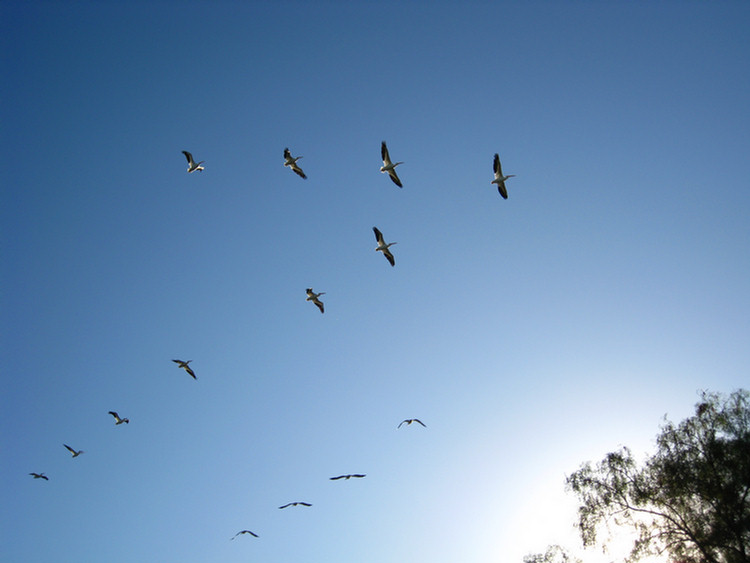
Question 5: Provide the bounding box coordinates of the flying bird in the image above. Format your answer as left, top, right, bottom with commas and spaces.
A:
182, 150, 205, 173
64, 444, 84, 458
231, 530, 259, 539
29, 472, 49, 480
491, 153, 515, 199
283, 148, 307, 179
278, 502, 312, 509
108, 411, 130, 425
398, 418, 426, 428
373, 227, 396, 267
172, 359, 196, 379
330, 474, 366, 480
305, 288, 325, 314
380, 141, 403, 188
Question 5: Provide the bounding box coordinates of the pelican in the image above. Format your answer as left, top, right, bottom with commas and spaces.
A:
373, 227, 396, 267
305, 288, 325, 314
283, 148, 307, 179
278, 502, 312, 509
64, 444, 84, 458
182, 150, 205, 173
491, 153, 515, 199
398, 418, 426, 428
380, 141, 403, 188
29, 472, 49, 480
172, 359, 196, 379
330, 474, 366, 480
108, 411, 130, 425
231, 530, 258, 539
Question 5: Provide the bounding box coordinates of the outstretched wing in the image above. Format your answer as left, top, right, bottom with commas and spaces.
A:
182, 151, 193, 164
381, 141, 390, 164
373, 227, 384, 244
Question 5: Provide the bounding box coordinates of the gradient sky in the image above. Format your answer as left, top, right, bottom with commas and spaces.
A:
2, 2, 749, 562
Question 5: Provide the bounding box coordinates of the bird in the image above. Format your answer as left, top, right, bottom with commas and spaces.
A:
330, 474, 366, 480
491, 153, 515, 199
380, 141, 403, 187
29, 472, 49, 480
305, 288, 325, 314
172, 359, 196, 379
278, 502, 312, 509
231, 530, 259, 539
108, 411, 129, 425
398, 418, 426, 428
64, 444, 84, 458
373, 227, 396, 267
182, 150, 205, 173
283, 148, 307, 179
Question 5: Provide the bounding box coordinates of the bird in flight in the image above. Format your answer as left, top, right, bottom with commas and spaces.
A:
306, 288, 325, 314
398, 418, 426, 428
108, 411, 130, 425
29, 472, 49, 480
64, 444, 84, 458
380, 141, 403, 188
172, 359, 196, 379
330, 474, 366, 480
182, 150, 205, 173
231, 530, 259, 539
278, 502, 312, 509
373, 227, 396, 267
491, 153, 515, 199
283, 148, 307, 179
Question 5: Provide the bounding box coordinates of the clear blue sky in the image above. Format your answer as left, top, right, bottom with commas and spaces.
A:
2, 2, 749, 562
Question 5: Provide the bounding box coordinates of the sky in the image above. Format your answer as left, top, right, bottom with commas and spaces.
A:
2, 1, 749, 562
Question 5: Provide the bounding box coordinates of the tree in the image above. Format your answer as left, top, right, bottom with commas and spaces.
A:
524, 544, 582, 563
566, 389, 750, 563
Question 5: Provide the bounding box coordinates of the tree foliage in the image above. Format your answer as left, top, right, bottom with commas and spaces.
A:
566, 390, 750, 563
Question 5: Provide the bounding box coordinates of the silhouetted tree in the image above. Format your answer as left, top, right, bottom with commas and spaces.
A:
524, 544, 582, 563
566, 390, 749, 563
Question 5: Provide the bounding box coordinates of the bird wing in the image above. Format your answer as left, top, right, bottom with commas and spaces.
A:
493, 153, 501, 176
383, 248, 395, 267
185, 365, 196, 379
381, 141, 390, 164
64, 444, 76, 454
388, 169, 403, 188
497, 182, 508, 199
182, 151, 193, 164
299, 502, 312, 506
291, 164, 307, 179
315, 300, 324, 314
352, 474, 366, 478
398, 420, 406, 428
284, 148, 291, 160
415, 419, 426, 427
279, 503, 292, 509
108, 411, 119, 419
373, 227, 384, 244
330, 475, 345, 480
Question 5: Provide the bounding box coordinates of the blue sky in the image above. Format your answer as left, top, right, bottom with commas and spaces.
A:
2, 2, 749, 562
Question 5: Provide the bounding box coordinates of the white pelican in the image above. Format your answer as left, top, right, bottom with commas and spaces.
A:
182, 150, 205, 173
398, 418, 426, 428
283, 148, 307, 179
64, 444, 84, 458
108, 411, 130, 425
491, 153, 515, 199
330, 474, 366, 480
231, 530, 259, 539
305, 288, 325, 314
373, 227, 396, 267
279, 502, 312, 509
172, 359, 196, 379
380, 141, 403, 188
29, 472, 49, 480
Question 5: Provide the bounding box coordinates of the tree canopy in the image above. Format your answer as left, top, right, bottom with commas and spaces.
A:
565, 389, 749, 563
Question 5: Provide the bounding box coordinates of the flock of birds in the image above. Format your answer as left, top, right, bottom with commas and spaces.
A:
28, 141, 513, 543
